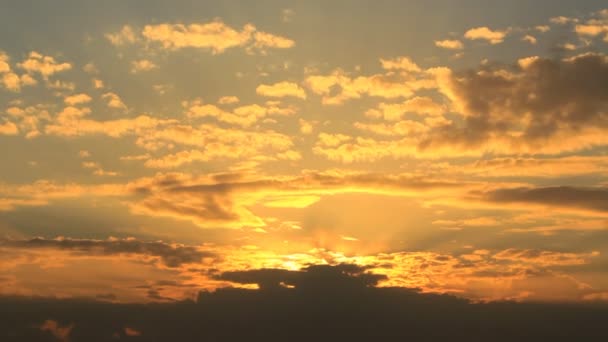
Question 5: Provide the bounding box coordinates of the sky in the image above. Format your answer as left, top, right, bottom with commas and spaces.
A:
2, 0, 608, 310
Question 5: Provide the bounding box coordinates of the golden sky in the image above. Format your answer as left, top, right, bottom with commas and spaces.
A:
2, 1, 608, 304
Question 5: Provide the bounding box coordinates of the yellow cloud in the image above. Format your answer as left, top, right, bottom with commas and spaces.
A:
131, 59, 158, 73
184, 99, 296, 127
464, 26, 508, 44
217, 96, 240, 105
0, 121, 18, 135
102, 92, 127, 110
256, 81, 306, 99
434, 39, 464, 50
64, 93, 92, 106
18, 51, 72, 78
379, 56, 421, 72
105, 25, 138, 45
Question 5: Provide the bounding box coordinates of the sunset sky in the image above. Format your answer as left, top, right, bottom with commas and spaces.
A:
2, 0, 608, 307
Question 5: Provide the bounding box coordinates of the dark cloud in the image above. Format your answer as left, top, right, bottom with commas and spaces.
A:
1, 264, 607, 341
217, 264, 387, 290
423, 53, 608, 152
0, 237, 215, 267
480, 186, 608, 212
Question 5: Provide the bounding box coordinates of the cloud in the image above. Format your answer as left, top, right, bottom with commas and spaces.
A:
0, 121, 18, 135
124, 327, 142, 336
0, 237, 215, 268
250, 31, 295, 53
105, 25, 138, 45
141, 20, 294, 55
550, 16, 579, 25
64, 93, 92, 106
493, 248, 598, 266
18, 52, 72, 79
82, 161, 119, 177
421, 53, 608, 155
379, 56, 421, 72
452, 155, 608, 178
464, 26, 508, 44
479, 186, 608, 213
217, 264, 386, 291
299, 119, 314, 134
217, 96, 240, 105
281, 9, 295, 23
304, 61, 435, 105
0, 51, 37, 92
364, 96, 445, 121
521, 35, 537, 44
39, 320, 73, 342
183, 100, 296, 127
256, 81, 306, 99
130, 59, 158, 73
434, 39, 464, 50
102, 92, 127, 110
45, 114, 173, 138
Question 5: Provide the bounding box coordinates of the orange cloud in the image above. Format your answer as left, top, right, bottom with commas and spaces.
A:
464, 26, 508, 44
140, 20, 294, 55
434, 39, 464, 50
256, 81, 306, 99
18, 51, 71, 79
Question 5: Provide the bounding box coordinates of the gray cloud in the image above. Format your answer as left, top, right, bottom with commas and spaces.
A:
480, 186, 608, 212
0, 237, 215, 267
423, 53, 608, 153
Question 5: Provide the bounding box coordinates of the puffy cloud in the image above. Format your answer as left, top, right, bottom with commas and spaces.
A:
217, 96, 240, 105
102, 92, 127, 110
316, 133, 352, 147
0, 51, 9, 73
574, 10, 608, 41
141, 20, 294, 55
0, 121, 18, 135
142, 21, 255, 53
82, 161, 119, 177
141, 124, 297, 168
434, 39, 464, 50
422, 53, 608, 156
184, 99, 296, 127
521, 35, 537, 44
535, 25, 550, 32
0, 51, 37, 92
550, 16, 579, 25
250, 31, 295, 52
256, 81, 306, 99
464, 26, 508, 44
46, 113, 173, 138
18, 51, 71, 78
105, 25, 138, 45
364, 96, 445, 121
304, 62, 436, 105
64, 93, 92, 106
299, 119, 314, 134
130, 59, 158, 73
379, 56, 421, 72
